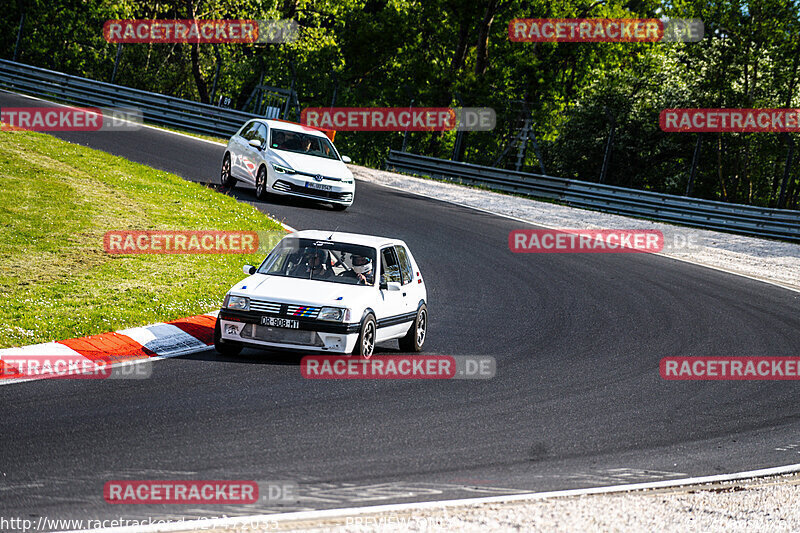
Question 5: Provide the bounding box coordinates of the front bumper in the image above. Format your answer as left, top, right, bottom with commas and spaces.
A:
218, 309, 359, 354
271, 174, 354, 205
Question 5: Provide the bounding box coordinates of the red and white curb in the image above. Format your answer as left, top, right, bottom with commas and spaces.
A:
0, 312, 218, 385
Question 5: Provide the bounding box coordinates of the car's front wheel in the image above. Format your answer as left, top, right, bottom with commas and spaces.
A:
220, 153, 236, 188
399, 304, 427, 352
214, 318, 242, 356
255, 166, 269, 200
354, 313, 376, 359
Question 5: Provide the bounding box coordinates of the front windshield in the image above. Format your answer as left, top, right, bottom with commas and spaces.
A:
258, 238, 376, 286
270, 129, 339, 160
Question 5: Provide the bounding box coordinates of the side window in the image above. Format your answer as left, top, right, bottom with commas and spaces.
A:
253, 124, 268, 147
240, 122, 259, 141
380, 247, 402, 284
394, 246, 413, 285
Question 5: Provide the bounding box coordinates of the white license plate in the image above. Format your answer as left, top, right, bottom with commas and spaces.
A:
305, 181, 332, 191
260, 317, 299, 329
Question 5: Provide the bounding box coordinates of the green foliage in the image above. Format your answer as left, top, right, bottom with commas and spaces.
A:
1, 0, 798, 207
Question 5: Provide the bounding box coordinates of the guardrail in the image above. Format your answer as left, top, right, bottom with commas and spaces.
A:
0, 59, 270, 138
385, 150, 800, 242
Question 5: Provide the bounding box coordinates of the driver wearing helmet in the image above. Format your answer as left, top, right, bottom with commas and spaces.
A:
292, 248, 332, 280
348, 253, 374, 285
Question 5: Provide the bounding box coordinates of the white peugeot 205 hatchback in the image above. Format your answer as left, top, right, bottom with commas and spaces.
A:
214, 230, 427, 358
220, 119, 355, 210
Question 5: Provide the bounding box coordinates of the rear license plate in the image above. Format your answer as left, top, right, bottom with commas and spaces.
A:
305, 182, 332, 191
260, 316, 299, 328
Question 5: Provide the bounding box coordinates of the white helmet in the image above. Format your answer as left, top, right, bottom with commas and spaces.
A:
352, 254, 372, 275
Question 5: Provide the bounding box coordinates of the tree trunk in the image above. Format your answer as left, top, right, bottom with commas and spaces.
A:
191, 43, 209, 103
474, 0, 501, 75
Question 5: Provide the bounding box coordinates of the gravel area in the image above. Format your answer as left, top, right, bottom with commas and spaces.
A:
353, 166, 800, 291
279, 474, 800, 532
178, 475, 800, 532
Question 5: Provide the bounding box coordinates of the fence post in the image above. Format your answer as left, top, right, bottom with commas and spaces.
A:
778, 133, 795, 209
685, 134, 702, 196
599, 108, 615, 183
13, 12, 26, 61
110, 44, 122, 83
401, 98, 414, 152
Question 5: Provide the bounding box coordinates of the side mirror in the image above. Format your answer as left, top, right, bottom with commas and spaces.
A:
248, 139, 263, 149
386, 281, 401, 292
243, 264, 256, 275
341, 155, 352, 164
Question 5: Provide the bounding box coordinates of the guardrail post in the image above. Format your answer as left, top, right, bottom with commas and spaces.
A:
685, 134, 703, 196
12, 12, 26, 61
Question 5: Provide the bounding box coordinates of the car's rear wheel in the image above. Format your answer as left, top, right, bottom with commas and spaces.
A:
214, 318, 242, 356
255, 166, 268, 200
354, 313, 376, 359
220, 153, 236, 188
399, 304, 427, 352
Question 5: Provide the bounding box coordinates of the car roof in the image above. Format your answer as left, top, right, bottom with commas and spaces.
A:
257, 119, 329, 137
286, 230, 406, 249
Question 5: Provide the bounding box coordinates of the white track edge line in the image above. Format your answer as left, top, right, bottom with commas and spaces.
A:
58, 462, 800, 533
358, 177, 800, 295
0, 89, 226, 146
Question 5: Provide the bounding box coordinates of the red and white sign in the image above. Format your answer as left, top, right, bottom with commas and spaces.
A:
661, 109, 800, 132
509, 229, 663, 253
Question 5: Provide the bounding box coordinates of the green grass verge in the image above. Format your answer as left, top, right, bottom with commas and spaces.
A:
0, 130, 285, 348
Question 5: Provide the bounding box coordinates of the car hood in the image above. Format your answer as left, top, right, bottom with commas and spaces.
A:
271, 151, 353, 180
231, 274, 371, 308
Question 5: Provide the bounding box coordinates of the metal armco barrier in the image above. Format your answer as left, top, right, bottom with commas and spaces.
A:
385, 150, 800, 242
0, 60, 267, 138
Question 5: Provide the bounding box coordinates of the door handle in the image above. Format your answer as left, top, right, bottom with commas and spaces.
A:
402, 292, 407, 296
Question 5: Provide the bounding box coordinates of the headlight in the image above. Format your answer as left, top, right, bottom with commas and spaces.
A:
318, 307, 350, 322
272, 163, 295, 174
226, 295, 250, 311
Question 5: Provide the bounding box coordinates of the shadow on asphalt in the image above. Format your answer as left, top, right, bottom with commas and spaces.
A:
183, 344, 401, 367
198, 181, 345, 213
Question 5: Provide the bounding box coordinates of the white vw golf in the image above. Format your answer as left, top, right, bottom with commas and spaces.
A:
220, 119, 355, 210
214, 230, 428, 358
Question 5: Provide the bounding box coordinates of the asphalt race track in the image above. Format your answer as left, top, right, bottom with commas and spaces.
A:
2, 91, 800, 527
